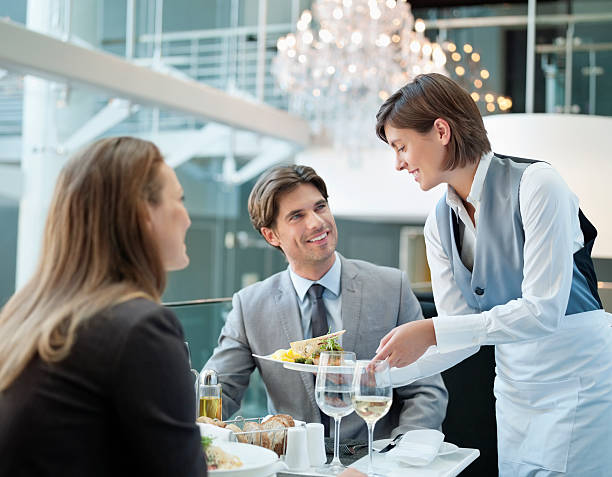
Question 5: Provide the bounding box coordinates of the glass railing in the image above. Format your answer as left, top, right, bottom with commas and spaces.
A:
165, 279, 612, 424
165, 298, 269, 419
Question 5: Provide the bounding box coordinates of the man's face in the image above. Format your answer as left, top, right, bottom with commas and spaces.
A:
261, 183, 338, 279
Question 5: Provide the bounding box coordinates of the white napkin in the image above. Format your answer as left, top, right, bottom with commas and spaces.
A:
197, 422, 233, 441
387, 429, 444, 466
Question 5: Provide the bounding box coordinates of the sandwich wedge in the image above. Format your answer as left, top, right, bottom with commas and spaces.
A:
289, 330, 346, 365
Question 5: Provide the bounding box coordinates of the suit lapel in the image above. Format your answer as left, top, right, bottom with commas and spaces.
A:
274, 270, 304, 344
338, 255, 362, 357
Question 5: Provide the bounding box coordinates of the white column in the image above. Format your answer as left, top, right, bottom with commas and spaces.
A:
16, 0, 66, 288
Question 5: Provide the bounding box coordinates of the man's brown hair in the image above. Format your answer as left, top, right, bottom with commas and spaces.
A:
376, 73, 491, 170
248, 165, 328, 244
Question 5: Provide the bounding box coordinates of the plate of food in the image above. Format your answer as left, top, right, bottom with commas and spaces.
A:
253, 330, 351, 373
203, 438, 286, 476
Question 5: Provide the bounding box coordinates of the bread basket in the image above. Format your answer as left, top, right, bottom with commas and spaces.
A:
224, 415, 295, 456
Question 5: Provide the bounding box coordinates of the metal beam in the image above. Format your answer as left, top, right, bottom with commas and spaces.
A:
0, 19, 310, 147
163, 123, 229, 168
525, 0, 536, 114
256, 0, 268, 102
536, 42, 612, 53
139, 129, 261, 158
564, 22, 574, 112
138, 23, 293, 42
226, 138, 294, 185
424, 12, 612, 30
61, 99, 136, 153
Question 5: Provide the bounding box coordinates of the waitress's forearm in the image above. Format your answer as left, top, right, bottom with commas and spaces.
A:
390, 345, 480, 387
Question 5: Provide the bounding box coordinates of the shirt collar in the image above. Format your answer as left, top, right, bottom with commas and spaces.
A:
289, 251, 342, 302
446, 151, 493, 212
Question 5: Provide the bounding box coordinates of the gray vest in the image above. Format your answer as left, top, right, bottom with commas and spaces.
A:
435, 154, 602, 315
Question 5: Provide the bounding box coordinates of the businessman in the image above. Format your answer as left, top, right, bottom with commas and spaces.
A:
204, 165, 447, 440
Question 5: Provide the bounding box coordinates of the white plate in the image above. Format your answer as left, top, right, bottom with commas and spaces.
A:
253, 354, 356, 374
208, 441, 285, 477
252, 353, 318, 373
372, 439, 459, 456
283, 361, 319, 373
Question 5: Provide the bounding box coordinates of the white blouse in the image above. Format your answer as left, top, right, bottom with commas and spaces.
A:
391, 153, 585, 385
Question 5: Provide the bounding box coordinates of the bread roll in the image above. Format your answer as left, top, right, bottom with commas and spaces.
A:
262, 416, 290, 456
225, 423, 246, 443
243, 421, 271, 449
196, 416, 226, 428
273, 414, 295, 428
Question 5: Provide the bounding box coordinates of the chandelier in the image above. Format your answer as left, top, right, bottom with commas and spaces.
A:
272, 0, 447, 150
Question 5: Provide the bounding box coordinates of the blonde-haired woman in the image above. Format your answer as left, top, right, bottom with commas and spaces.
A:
0, 137, 205, 476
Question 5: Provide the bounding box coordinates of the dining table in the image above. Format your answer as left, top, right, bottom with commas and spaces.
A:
276, 437, 480, 477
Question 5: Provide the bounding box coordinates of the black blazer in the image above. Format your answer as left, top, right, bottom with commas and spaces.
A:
0, 298, 206, 477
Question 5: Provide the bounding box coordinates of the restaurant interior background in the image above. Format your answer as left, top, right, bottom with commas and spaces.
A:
1, 1, 611, 474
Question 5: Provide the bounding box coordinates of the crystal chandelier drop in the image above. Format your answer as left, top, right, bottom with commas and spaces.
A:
272, 0, 447, 150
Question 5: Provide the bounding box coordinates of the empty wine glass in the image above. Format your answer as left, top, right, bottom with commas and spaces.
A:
315, 350, 356, 475
184, 341, 200, 417
352, 360, 393, 477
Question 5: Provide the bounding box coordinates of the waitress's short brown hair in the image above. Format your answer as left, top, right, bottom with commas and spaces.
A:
376, 73, 491, 170
248, 165, 328, 236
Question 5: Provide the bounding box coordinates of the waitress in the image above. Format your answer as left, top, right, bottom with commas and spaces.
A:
373, 73, 612, 476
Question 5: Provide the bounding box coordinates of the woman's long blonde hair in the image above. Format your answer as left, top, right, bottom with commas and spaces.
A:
0, 137, 167, 392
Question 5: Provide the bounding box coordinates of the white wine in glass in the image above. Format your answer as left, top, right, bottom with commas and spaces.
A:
352, 360, 393, 477
315, 351, 356, 475
353, 396, 392, 423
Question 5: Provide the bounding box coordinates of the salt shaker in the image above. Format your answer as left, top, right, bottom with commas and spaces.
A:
306, 422, 327, 467
285, 426, 311, 471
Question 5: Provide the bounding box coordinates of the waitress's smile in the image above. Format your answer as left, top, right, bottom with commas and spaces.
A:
384, 123, 451, 191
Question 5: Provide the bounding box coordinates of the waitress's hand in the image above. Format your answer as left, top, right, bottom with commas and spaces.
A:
338, 469, 367, 477
373, 320, 437, 368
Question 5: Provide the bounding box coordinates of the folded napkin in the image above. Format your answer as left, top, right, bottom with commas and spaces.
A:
387, 429, 444, 466
197, 422, 233, 441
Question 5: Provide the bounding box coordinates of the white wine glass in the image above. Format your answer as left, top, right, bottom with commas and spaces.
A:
352, 360, 393, 477
315, 350, 356, 475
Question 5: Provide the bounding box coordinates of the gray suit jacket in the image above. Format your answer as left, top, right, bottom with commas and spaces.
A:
204, 254, 448, 440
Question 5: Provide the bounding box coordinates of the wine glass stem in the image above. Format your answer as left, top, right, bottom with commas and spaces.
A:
330, 416, 342, 466
367, 422, 375, 475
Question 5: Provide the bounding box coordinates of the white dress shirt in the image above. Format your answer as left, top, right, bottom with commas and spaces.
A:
288, 252, 343, 340
391, 153, 586, 385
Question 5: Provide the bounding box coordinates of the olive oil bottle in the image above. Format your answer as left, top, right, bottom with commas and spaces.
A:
198, 369, 222, 420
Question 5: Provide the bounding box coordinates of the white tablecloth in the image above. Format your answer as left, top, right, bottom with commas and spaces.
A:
278, 447, 480, 477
